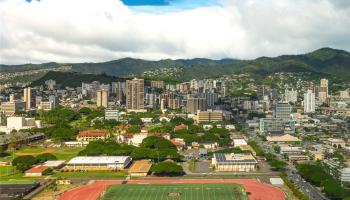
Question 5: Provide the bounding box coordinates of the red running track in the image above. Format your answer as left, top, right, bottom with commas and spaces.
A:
59, 179, 285, 200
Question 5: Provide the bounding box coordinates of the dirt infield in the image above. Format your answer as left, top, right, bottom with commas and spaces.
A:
59, 179, 285, 200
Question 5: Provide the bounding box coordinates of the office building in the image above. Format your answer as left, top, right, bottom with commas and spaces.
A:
112, 82, 125, 103
304, 90, 315, 113
150, 80, 164, 89
274, 102, 292, 120
159, 92, 180, 110
195, 110, 223, 123
126, 78, 144, 111
317, 78, 329, 102
186, 98, 207, 113
199, 92, 218, 107
0, 100, 25, 116
284, 89, 298, 103
6, 117, 37, 130
145, 93, 157, 109
96, 90, 108, 108
39, 101, 54, 111
23, 87, 33, 110
105, 109, 119, 121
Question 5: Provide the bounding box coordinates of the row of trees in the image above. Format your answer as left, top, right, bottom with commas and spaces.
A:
12, 153, 57, 172
297, 163, 350, 200
78, 137, 182, 162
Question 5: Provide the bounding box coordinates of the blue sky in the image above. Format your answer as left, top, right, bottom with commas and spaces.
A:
121, 0, 221, 13
121, 0, 220, 7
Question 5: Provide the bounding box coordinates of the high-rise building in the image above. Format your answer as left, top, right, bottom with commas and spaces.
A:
199, 92, 219, 107
145, 93, 157, 109
159, 92, 180, 110
274, 102, 292, 120
284, 88, 298, 103
112, 82, 125, 103
126, 78, 144, 111
190, 79, 198, 90
186, 98, 207, 113
150, 81, 164, 89
96, 90, 108, 108
317, 78, 329, 102
304, 90, 315, 113
23, 87, 32, 110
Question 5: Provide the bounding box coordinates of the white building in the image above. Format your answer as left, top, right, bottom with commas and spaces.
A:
340, 168, 350, 184
304, 90, 315, 113
285, 89, 298, 103
66, 156, 132, 171
233, 139, 247, 147
0, 117, 40, 133
105, 109, 119, 121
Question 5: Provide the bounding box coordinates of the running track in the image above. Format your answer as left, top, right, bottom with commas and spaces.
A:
59, 179, 285, 200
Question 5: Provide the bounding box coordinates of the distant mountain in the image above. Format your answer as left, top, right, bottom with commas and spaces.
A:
3, 48, 350, 81
0, 62, 60, 72
69, 58, 239, 78
30, 71, 128, 88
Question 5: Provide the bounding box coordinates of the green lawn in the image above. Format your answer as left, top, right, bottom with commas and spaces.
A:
100, 183, 248, 200
53, 171, 127, 179
16, 147, 46, 153
51, 148, 84, 161
0, 166, 40, 183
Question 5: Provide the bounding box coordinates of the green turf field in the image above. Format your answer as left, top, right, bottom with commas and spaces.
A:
100, 183, 248, 200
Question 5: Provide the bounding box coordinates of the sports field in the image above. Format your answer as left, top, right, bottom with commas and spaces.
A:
100, 183, 248, 200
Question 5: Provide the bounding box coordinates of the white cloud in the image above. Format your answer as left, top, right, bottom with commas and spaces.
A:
0, 0, 350, 64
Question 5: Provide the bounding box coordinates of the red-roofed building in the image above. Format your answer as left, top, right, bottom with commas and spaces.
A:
174, 124, 188, 131
171, 138, 185, 151
25, 166, 49, 177
76, 130, 106, 142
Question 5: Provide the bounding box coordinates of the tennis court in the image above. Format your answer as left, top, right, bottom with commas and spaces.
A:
100, 183, 248, 200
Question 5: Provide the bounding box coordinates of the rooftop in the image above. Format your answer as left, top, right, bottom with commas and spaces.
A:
77, 130, 106, 137
67, 156, 130, 165
42, 160, 65, 167
25, 166, 49, 173
214, 153, 257, 164
267, 134, 301, 142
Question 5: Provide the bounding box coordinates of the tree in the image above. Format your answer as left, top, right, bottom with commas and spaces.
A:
36, 153, 57, 163
51, 127, 77, 141
268, 161, 287, 171
170, 117, 193, 126
151, 161, 184, 176
126, 125, 141, 134
273, 145, 281, 153
141, 136, 176, 150
12, 155, 38, 172
79, 107, 92, 115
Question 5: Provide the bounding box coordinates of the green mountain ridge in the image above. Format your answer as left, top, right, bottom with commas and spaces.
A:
3, 47, 350, 81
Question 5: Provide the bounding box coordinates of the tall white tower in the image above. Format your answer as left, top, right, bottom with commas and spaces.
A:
304, 90, 315, 113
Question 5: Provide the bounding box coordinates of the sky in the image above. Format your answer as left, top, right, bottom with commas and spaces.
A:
1, 0, 350, 64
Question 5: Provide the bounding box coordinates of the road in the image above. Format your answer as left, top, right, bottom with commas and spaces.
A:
247, 130, 329, 200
